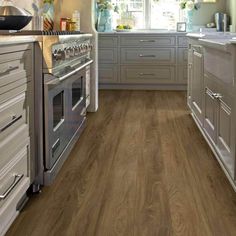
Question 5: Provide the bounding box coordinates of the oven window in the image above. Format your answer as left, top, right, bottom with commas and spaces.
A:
72, 76, 83, 108
53, 91, 64, 128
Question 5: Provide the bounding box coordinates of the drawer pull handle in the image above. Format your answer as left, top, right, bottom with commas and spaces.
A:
80, 107, 86, 116
139, 73, 155, 76
0, 115, 22, 133
0, 65, 18, 75
139, 40, 155, 42
0, 174, 24, 200
139, 54, 156, 58
214, 93, 223, 100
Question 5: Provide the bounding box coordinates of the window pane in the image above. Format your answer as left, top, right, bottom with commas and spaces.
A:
151, 0, 180, 30
111, 0, 145, 29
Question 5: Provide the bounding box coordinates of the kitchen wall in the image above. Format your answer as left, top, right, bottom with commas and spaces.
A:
192, 0, 226, 26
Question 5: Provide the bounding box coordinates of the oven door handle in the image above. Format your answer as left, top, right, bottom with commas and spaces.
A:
58, 59, 93, 81
45, 59, 93, 87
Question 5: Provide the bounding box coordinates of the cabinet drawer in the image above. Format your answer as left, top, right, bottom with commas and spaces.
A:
0, 82, 27, 105
0, 93, 27, 142
178, 48, 188, 64
0, 176, 29, 236
99, 48, 118, 64
0, 50, 32, 88
177, 66, 187, 84
99, 64, 119, 84
121, 48, 175, 64
178, 36, 188, 47
0, 125, 29, 172
99, 36, 118, 48
121, 65, 175, 84
120, 36, 176, 47
0, 146, 29, 209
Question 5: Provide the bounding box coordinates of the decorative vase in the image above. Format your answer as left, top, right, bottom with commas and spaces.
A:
97, 9, 112, 32
186, 10, 193, 32
43, 0, 54, 31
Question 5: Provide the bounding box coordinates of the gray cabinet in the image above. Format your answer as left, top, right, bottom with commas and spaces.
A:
191, 45, 204, 125
121, 48, 176, 65
98, 35, 119, 84
121, 65, 175, 84
99, 48, 118, 64
120, 36, 176, 47
99, 64, 119, 83
98, 33, 187, 89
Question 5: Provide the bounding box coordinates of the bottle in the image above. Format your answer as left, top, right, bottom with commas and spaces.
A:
72, 10, 80, 31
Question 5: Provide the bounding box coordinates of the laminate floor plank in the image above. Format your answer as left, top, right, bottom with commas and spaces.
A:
6, 91, 236, 236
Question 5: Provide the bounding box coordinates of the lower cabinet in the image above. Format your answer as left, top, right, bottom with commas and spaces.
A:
203, 75, 235, 179
99, 64, 119, 84
191, 45, 204, 125
177, 65, 188, 84
120, 65, 175, 84
0, 42, 33, 235
98, 34, 187, 88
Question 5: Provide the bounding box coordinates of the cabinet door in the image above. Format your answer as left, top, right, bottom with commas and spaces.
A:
203, 86, 217, 143
191, 46, 204, 125
216, 92, 235, 178
187, 46, 193, 107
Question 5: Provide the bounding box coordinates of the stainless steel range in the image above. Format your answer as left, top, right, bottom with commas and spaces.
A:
40, 32, 93, 185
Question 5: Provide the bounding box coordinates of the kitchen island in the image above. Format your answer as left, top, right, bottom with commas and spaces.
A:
187, 32, 236, 190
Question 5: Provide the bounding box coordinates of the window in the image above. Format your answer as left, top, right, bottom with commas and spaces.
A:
111, 0, 181, 30
111, 0, 145, 29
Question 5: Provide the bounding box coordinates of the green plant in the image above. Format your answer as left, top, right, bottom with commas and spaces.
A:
179, 0, 200, 11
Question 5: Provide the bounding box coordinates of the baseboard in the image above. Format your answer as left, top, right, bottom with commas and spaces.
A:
99, 83, 187, 91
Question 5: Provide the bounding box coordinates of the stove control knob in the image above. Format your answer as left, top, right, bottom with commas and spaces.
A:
68, 47, 74, 57
74, 46, 79, 56
79, 45, 84, 53
53, 49, 65, 61
84, 44, 89, 52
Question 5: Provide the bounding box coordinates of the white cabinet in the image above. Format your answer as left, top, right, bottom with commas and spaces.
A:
187, 36, 236, 189
191, 45, 204, 125
0, 42, 33, 235
203, 75, 235, 178
203, 83, 217, 142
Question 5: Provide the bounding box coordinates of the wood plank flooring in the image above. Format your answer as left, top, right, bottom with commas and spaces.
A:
6, 90, 236, 236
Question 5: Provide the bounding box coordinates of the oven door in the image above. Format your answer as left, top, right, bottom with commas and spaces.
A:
67, 68, 86, 137
44, 79, 69, 170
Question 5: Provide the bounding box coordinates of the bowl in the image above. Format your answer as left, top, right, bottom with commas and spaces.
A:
0, 15, 32, 30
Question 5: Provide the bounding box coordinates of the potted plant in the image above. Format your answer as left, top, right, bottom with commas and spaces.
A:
179, 0, 201, 32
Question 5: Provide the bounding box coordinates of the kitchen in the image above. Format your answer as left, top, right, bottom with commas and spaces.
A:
1, 0, 236, 235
